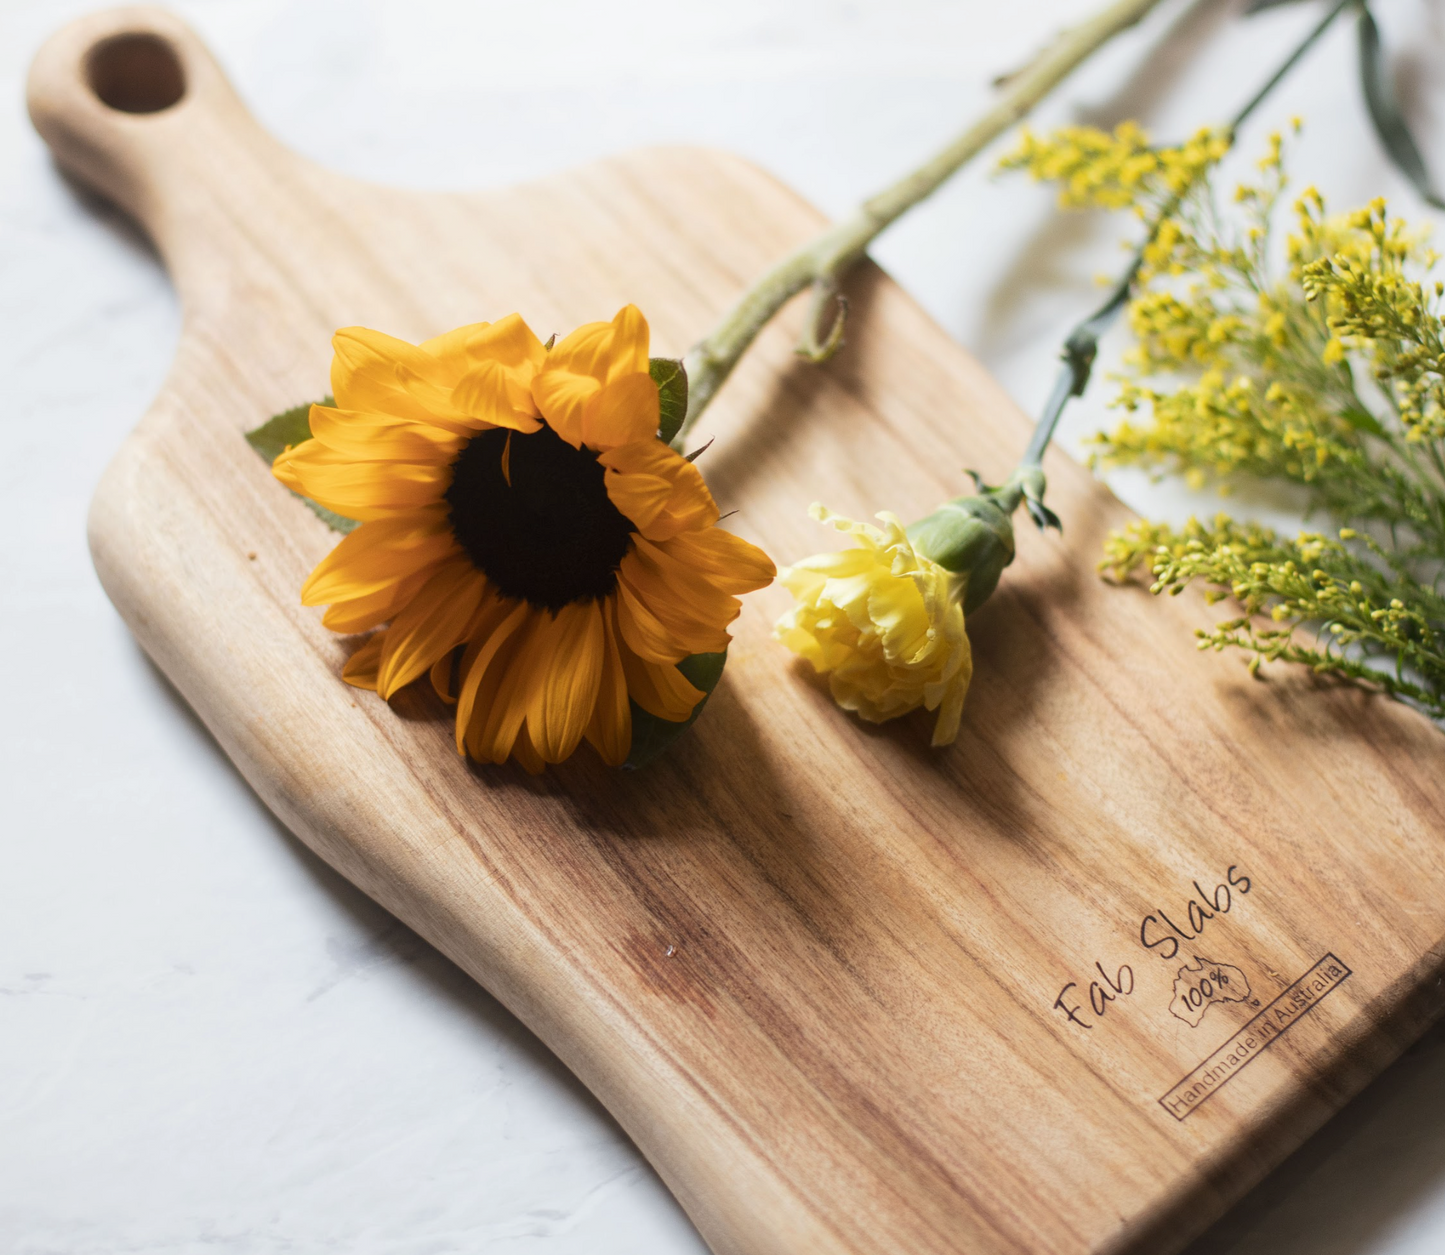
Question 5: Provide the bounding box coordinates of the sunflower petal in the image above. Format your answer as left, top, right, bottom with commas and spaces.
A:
604, 306, 650, 382
527, 600, 604, 762
331, 328, 452, 423
586, 607, 632, 766
656, 528, 777, 594
615, 577, 689, 663
376, 560, 487, 699
301, 506, 457, 606
599, 439, 718, 539
511, 727, 547, 774
430, 648, 461, 704
465, 314, 547, 374
274, 444, 451, 520
546, 324, 608, 376
456, 599, 530, 755
544, 306, 650, 382
420, 321, 492, 359
474, 606, 553, 763
531, 370, 601, 448
333, 326, 439, 390
341, 634, 385, 690
619, 645, 704, 722
603, 469, 673, 533
453, 359, 544, 433
307, 406, 465, 462
545, 319, 605, 381
582, 373, 659, 450
619, 549, 736, 654
320, 565, 435, 633
630, 535, 751, 609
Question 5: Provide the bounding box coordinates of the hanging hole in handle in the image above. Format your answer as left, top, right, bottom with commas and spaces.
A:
86, 32, 186, 114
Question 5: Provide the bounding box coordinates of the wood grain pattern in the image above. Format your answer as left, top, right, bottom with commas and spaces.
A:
29, 9, 1445, 1254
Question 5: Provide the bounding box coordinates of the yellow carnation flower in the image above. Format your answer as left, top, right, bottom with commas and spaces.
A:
775, 506, 972, 746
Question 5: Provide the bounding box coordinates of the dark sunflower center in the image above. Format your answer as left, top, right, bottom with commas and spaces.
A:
445, 425, 634, 610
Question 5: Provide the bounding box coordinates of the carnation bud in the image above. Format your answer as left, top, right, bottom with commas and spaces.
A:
906, 467, 1049, 615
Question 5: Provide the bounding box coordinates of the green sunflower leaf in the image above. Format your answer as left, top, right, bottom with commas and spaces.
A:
624, 650, 726, 769
245, 397, 359, 534
650, 357, 689, 445
244, 400, 320, 465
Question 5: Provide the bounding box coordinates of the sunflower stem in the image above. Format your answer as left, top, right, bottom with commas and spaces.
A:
671, 0, 1168, 449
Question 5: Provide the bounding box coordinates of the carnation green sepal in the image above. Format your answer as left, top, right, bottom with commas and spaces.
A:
245, 398, 359, 534
908, 488, 1018, 617
651, 358, 689, 445
906, 466, 1059, 614
624, 651, 726, 770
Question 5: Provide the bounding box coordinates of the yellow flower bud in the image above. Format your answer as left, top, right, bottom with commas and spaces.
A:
775, 506, 973, 747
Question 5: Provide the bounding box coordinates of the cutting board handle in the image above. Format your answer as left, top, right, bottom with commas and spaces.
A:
27, 6, 291, 274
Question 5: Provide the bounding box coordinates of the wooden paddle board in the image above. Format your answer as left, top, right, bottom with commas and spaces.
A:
29, 8, 1445, 1253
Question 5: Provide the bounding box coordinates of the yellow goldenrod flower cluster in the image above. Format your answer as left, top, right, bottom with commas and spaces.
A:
1001, 122, 1231, 212
1299, 198, 1445, 440
1018, 122, 1445, 718
1102, 515, 1445, 711
1106, 370, 1357, 488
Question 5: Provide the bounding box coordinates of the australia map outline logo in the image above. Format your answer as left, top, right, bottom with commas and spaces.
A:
1169, 955, 1251, 1027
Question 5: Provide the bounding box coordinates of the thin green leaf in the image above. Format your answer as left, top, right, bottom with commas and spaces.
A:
624, 651, 726, 769
651, 357, 689, 445
1356, 2, 1445, 210
1341, 404, 1387, 436
244, 397, 359, 534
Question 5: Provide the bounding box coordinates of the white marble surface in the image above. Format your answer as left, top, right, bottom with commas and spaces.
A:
6, 0, 1445, 1250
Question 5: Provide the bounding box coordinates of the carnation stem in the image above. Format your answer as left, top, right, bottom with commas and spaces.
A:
1016, 0, 1352, 501
670, 0, 1168, 449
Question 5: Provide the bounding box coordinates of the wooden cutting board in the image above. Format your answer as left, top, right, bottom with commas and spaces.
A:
30, 8, 1445, 1254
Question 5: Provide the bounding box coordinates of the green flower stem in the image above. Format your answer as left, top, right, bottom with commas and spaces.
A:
670, 0, 1168, 449
1021, 256, 1142, 474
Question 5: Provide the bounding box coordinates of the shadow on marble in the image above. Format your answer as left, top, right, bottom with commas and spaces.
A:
1184, 1017, 1445, 1255
1076, 0, 1241, 131
54, 163, 165, 270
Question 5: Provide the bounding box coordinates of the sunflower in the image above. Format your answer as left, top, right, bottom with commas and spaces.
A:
273, 306, 775, 772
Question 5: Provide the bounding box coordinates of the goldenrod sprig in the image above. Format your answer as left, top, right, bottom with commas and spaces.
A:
1025, 116, 1445, 717
1094, 177, 1445, 558
1103, 515, 1445, 716
1006, 0, 1350, 531
1301, 200, 1445, 441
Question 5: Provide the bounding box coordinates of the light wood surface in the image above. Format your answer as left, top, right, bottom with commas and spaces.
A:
28, 9, 1445, 1254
